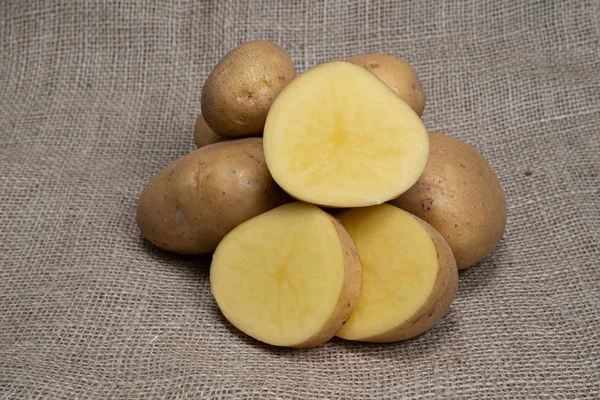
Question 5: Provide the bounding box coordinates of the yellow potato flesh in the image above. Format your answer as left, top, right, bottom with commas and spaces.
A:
264, 61, 429, 207
336, 205, 438, 340
211, 203, 345, 347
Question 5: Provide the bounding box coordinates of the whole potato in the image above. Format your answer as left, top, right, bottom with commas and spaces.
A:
136, 138, 291, 255
194, 113, 226, 148
347, 54, 425, 116
201, 40, 296, 138
389, 132, 506, 270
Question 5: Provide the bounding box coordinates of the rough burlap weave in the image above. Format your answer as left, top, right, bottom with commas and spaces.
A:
1, 0, 599, 398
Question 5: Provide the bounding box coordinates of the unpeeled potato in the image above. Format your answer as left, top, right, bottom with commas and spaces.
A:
201, 40, 296, 138
389, 132, 506, 269
347, 54, 425, 116
136, 138, 290, 255
194, 114, 226, 148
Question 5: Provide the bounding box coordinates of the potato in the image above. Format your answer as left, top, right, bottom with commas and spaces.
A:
194, 113, 226, 148
389, 132, 507, 270
336, 204, 458, 342
210, 202, 362, 348
201, 40, 296, 138
347, 54, 425, 116
264, 61, 429, 207
136, 138, 290, 255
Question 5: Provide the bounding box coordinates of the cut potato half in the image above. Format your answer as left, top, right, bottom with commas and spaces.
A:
264, 61, 429, 207
336, 204, 458, 342
210, 202, 362, 348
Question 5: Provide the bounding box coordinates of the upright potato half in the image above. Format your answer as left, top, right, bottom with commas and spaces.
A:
389, 132, 507, 269
136, 138, 290, 255
211, 203, 362, 348
264, 61, 429, 208
201, 40, 297, 138
336, 204, 458, 342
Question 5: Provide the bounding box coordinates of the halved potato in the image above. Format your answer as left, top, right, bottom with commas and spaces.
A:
264, 61, 429, 208
336, 204, 458, 342
210, 202, 362, 348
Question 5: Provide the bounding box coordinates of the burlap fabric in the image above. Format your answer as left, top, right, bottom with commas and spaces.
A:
1, 0, 598, 398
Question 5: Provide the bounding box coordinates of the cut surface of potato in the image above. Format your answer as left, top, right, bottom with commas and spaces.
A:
336, 204, 457, 342
264, 61, 429, 208
210, 202, 362, 348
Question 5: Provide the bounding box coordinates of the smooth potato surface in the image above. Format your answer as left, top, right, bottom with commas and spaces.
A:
194, 114, 226, 148
386, 216, 458, 341
136, 138, 290, 255
211, 203, 362, 348
389, 132, 507, 269
336, 204, 457, 342
264, 61, 429, 208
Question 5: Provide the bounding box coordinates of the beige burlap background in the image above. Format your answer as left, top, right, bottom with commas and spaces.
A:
1, 0, 599, 398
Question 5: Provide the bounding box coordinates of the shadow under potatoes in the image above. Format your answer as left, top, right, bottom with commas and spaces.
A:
140, 237, 212, 278
139, 235, 295, 354
456, 237, 509, 298
136, 232, 494, 357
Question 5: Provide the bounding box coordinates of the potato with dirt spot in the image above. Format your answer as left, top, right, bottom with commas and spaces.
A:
347, 54, 425, 116
136, 138, 290, 255
389, 132, 506, 270
201, 40, 296, 138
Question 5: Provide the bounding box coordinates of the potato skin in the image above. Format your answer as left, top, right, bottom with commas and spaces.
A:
294, 211, 362, 348
194, 114, 226, 149
136, 138, 290, 255
361, 216, 458, 342
347, 54, 425, 116
201, 40, 296, 138
389, 132, 507, 269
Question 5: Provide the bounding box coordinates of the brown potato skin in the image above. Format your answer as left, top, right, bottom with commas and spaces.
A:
347, 54, 425, 116
389, 132, 507, 269
294, 211, 363, 348
360, 216, 458, 342
201, 40, 296, 138
194, 114, 226, 148
136, 138, 291, 255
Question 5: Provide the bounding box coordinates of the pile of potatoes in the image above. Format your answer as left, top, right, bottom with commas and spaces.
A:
137, 40, 506, 348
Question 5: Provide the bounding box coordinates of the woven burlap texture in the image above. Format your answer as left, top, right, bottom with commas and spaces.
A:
1, 0, 598, 398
